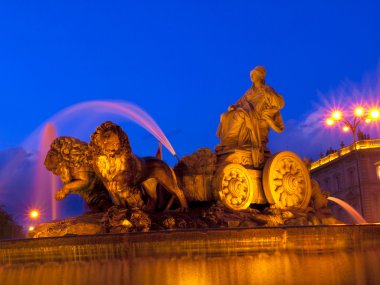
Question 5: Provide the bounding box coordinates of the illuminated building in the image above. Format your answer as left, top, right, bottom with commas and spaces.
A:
310, 139, 380, 223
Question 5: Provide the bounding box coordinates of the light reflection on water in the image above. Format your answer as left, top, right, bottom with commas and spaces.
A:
1, 250, 379, 285
1, 226, 380, 285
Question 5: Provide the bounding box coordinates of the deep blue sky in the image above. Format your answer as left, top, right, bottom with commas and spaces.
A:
1, 1, 380, 223
1, 1, 380, 156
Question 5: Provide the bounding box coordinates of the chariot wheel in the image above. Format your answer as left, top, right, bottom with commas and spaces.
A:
215, 163, 254, 210
263, 151, 312, 210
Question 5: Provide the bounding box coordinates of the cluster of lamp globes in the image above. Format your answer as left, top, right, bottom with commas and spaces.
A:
325, 106, 380, 134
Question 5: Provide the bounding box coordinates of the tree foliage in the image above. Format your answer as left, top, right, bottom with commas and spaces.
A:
0, 205, 23, 240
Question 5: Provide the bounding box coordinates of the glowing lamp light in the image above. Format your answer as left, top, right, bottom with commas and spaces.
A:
342, 126, 350, 132
369, 109, 380, 120
30, 209, 40, 219
375, 162, 380, 181
28, 226, 35, 231
365, 118, 371, 124
332, 110, 343, 121
354, 107, 364, 117
326, 118, 334, 126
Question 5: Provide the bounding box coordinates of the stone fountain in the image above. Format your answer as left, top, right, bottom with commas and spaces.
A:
1, 66, 379, 285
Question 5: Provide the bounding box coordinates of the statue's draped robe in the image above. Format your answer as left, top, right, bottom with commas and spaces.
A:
216, 85, 284, 167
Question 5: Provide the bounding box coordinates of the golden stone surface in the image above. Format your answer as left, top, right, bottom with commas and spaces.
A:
89, 121, 188, 211
216, 66, 285, 168
215, 163, 254, 210
263, 151, 312, 210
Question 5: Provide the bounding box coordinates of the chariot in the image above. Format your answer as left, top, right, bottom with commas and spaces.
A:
174, 148, 312, 211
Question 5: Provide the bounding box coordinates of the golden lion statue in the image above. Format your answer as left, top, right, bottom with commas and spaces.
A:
45, 137, 113, 212
88, 121, 188, 211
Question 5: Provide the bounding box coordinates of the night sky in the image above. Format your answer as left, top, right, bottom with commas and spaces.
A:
1, 1, 380, 224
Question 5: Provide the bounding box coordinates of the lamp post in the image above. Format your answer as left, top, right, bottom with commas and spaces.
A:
325, 106, 380, 143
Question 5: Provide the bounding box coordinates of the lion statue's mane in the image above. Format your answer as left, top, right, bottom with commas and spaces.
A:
88, 121, 132, 157
45, 136, 91, 171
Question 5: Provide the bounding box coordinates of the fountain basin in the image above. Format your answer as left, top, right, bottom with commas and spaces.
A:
1, 225, 380, 284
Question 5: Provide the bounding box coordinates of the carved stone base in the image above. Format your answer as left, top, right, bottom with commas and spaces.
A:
28, 213, 105, 238
28, 204, 343, 238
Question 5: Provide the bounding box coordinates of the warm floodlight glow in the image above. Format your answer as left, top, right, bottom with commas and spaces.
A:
28, 226, 35, 231
365, 118, 371, 124
376, 163, 380, 181
354, 107, 364, 117
342, 126, 350, 132
30, 209, 40, 219
332, 110, 342, 120
369, 109, 380, 120
311, 140, 380, 170
326, 118, 335, 126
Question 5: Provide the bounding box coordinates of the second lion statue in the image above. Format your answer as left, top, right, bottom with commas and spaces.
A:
44, 136, 113, 212
88, 121, 188, 211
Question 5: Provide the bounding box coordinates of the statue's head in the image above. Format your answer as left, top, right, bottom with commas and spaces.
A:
250, 66, 266, 85
89, 121, 131, 157
44, 137, 90, 181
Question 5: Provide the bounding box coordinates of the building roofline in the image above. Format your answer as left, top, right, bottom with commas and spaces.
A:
310, 139, 380, 171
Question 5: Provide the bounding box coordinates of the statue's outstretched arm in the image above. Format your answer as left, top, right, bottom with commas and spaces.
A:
261, 109, 284, 133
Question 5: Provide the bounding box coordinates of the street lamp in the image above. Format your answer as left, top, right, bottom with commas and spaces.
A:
27, 208, 41, 232
29, 209, 40, 220
325, 106, 380, 142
